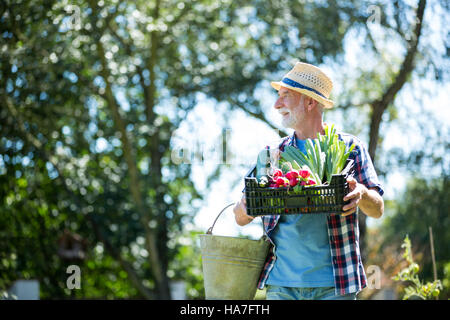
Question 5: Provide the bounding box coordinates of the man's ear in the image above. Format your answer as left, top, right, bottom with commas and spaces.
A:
307, 97, 317, 112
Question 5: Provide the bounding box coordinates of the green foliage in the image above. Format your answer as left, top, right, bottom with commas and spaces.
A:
0, 0, 370, 299
392, 235, 442, 300
443, 262, 450, 293
169, 231, 205, 299
1, 0, 447, 299
382, 176, 450, 293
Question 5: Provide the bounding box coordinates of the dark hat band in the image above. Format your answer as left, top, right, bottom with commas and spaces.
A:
282, 78, 327, 99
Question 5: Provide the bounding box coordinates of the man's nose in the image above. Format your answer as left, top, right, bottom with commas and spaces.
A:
274, 97, 283, 109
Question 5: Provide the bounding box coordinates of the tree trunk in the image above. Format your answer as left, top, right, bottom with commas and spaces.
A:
95, 38, 170, 299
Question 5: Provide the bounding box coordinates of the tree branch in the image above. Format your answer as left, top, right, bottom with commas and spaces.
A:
368, 0, 426, 161
360, 0, 426, 258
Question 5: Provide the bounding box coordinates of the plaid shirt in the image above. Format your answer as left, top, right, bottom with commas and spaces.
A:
256, 130, 384, 295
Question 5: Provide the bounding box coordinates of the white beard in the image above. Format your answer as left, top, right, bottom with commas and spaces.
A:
281, 115, 295, 128
281, 110, 303, 129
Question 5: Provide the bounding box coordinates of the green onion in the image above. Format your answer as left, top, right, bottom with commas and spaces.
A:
280, 124, 354, 184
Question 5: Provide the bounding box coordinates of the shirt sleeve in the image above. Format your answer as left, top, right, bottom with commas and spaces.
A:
350, 140, 384, 196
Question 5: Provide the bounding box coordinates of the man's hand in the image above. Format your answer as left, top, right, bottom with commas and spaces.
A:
342, 176, 384, 218
342, 177, 367, 216
233, 194, 255, 226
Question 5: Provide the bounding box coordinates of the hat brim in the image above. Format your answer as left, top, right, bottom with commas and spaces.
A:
271, 81, 334, 109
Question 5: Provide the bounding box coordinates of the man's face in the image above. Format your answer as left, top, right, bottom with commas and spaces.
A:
274, 87, 305, 129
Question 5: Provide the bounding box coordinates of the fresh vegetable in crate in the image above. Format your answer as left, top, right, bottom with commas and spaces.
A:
280, 124, 355, 185
257, 164, 317, 189
245, 125, 354, 216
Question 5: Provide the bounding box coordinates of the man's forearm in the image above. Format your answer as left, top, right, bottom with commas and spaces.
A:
359, 188, 384, 219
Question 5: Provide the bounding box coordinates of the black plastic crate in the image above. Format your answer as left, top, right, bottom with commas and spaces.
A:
244, 160, 353, 216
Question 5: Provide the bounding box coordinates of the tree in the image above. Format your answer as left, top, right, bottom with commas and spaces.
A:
319, 0, 449, 254
0, 0, 369, 298
2, 0, 446, 299
359, 0, 428, 254
213, 0, 447, 256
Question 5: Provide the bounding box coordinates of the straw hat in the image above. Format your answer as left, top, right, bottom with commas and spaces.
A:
271, 62, 334, 108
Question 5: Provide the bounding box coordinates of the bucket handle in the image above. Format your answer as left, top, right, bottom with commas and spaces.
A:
206, 203, 235, 235
206, 203, 269, 241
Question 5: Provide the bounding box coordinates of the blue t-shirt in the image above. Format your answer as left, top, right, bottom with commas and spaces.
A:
266, 136, 334, 287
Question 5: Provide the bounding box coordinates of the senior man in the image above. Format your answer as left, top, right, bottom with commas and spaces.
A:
233, 62, 384, 300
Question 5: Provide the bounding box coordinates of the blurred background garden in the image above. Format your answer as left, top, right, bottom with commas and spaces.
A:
0, 0, 449, 300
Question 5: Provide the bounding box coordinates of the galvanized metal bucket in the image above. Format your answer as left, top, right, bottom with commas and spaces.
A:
199, 203, 270, 300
